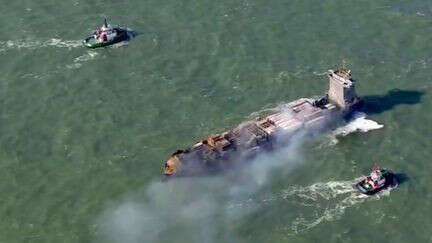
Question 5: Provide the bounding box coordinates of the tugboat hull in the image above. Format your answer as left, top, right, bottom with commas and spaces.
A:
354, 170, 398, 195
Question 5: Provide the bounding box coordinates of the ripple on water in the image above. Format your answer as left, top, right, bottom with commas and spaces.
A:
327, 112, 384, 146
65, 51, 100, 69
228, 177, 397, 235
0, 38, 82, 52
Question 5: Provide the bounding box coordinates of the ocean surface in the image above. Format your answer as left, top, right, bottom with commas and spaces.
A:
1, 0, 432, 242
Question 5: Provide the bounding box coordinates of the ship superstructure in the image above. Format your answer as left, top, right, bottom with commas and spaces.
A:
163, 65, 360, 177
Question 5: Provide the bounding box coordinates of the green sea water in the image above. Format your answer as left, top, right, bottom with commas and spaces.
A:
1, 0, 432, 242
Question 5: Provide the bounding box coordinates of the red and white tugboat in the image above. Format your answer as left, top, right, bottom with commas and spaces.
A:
354, 165, 398, 195
83, 19, 129, 49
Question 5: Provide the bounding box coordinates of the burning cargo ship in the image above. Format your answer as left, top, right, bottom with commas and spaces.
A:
163, 65, 361, 177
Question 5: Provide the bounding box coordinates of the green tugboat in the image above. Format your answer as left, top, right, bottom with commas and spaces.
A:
83, 19, 128, 48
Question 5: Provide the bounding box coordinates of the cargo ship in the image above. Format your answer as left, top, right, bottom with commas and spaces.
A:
163, 64, 361, 177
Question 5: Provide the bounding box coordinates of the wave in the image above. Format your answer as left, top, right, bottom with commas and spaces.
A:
65, 51, 100, 69
285, 180, 366, 234
109, 31, 138, 48
228, 177, 395, 234
74, 51, 98, 62
328, 112, 384, 145
289, 178, 395, 234
110, 41, 130, 48
0, 38, 82, 52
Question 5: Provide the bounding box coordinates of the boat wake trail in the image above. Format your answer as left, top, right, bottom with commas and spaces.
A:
282, 180, 366, 234
228, 178, 394, 234
66, 51, 100, 69
0, 38, 82, 52
287, 178, 395, 234
328, 112, 384, 145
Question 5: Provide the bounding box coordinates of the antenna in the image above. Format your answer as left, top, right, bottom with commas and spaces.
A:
337, 59, 351, 78
372, 164, 380, 172
340, 59, 349, 73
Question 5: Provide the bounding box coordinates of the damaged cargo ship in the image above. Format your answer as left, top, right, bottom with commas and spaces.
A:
163, 65, 361, 177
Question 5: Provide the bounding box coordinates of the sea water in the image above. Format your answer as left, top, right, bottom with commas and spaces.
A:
0, 0, 431, 242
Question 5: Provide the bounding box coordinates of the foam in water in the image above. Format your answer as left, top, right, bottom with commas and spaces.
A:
285, 180, 367, 234
329, 112, 384, 145
0, 38, 82, 52
74, 51, 99, 63
334, 112, 384, 136
101, 107, 387, 241
111, 41, 130, 48
289, 178, 396, 234
228, 177, 396, 234
45, 38, 82, 48
66, 51, 100, 69
110, 31, 137, 48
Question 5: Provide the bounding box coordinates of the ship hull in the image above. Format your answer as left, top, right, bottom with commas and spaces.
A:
162, 67, 362, 178
164, 97, 353, 177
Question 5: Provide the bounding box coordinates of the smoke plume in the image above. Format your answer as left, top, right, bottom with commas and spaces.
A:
96, 108, 382, 243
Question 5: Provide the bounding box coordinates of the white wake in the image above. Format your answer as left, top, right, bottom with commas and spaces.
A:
288, 178, 396, 234
228, 177, 395, 234
0, 38, 82, 52
329, 112, 384, 145
65, 51, 100, 69
284, 180, 366, 233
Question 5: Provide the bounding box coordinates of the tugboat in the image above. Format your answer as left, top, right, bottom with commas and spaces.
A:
83, 19, 128, 48
354, 165, 398, 195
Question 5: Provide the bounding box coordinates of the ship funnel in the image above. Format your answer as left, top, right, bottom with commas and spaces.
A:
327, 62, 358, 111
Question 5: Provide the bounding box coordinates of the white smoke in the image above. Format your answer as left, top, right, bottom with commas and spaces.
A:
98, 178, 245, 243
239, 131, 307, 187
97, 109, 383, 243
97, 123, 310, 243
